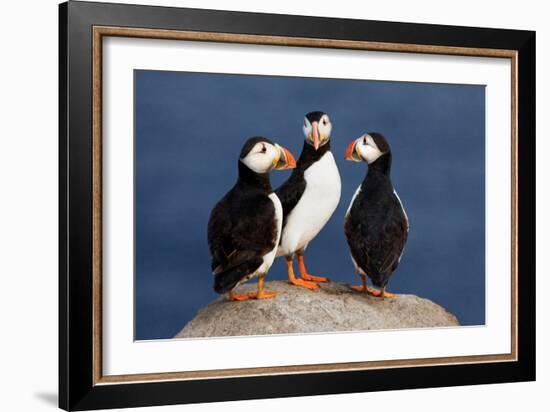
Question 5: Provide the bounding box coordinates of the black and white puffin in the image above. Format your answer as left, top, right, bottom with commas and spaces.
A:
276, 111, 341, 289
208, 137, 296, 301
343, 133, 409, 298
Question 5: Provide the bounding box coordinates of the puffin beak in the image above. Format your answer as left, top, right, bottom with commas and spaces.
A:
311, 122, 320, 150
344, 140, 361, 162
274, 144, 297, 170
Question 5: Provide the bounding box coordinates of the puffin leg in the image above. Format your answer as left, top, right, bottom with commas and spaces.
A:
254, 276, 276, 299
297, 253, 330, 283
286, 256, 318, 290
350, 274, 380, 295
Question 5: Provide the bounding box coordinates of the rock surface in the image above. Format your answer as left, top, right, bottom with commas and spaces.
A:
175, 281, 459, 338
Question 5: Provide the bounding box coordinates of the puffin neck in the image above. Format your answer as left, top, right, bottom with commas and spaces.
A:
367, 152, 392, 176
296, 140, 330, 170
237, 160, 273, 194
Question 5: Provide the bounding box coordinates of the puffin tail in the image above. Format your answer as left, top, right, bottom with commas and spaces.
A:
213, 259, 262, 294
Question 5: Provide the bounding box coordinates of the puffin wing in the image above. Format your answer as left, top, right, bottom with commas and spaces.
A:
275, 172, 306, 228
208, 193, 278, 292
345, 196, 408, 276
344, 213, 370, 273
377, 199, 408, 274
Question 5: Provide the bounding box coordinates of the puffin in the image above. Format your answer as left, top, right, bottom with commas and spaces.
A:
275, 111, 341, 289
343, 132, 409, 298
208, 137, 296, 301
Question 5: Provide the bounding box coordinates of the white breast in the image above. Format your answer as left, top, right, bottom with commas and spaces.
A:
257, 193, 283, 273
278, 152, 341, 256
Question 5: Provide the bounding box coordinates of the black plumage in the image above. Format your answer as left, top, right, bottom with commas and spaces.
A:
207, 139, 279, 294
305, 111, 326, 124
345, 133, 408, 291
275, 140, 330, 230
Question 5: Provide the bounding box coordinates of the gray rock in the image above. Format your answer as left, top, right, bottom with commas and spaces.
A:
174, 280, 459, 339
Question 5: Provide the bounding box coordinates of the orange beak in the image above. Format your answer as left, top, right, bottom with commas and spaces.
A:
344, 140, 363, 162
274, 144, 297, 170
344, 140, 357, 161
312, 122, 320, 150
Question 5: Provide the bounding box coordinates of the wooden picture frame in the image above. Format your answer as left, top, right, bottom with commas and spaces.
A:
59, 1, 535, 410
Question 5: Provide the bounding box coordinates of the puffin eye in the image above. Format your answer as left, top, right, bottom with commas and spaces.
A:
363, 137, 367, 145
322, 118, 328, 126
261, 145, 267, 153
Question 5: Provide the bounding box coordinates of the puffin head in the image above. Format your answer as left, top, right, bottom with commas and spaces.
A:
344, 133, 390, 164
303, 111, 332, 151
239, 136, 296, 174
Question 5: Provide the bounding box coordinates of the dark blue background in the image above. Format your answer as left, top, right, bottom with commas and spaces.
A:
135, 70, 485, 340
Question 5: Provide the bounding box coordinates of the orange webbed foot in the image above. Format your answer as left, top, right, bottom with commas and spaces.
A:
286, 257, 319, 290
350, 285, 379, 294
296, 254, 330, 283
229, 290, 277, 301
350, 284, 366, 292
228, 292, 256, 301
300, 273, 330, 283
367, 288, 396, 298
255, 290, 277, 299
288, 277, 319, 290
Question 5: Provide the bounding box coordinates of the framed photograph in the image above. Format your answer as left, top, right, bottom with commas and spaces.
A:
59, 1, 535, 410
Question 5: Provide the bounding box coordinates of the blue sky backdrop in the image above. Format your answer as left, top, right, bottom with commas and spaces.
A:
135, 70, 485, 340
